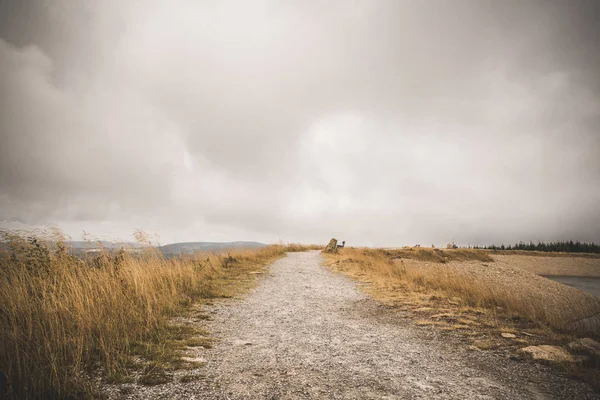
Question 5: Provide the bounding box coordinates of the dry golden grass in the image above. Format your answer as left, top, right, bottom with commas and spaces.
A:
378, 247, 494, 263
324, 247, 600, 389
0, 232, 294, 399
324, 247, 600, 335
323, 247, 485, 297
371, 247, 494, 263
282, 243, 323, 252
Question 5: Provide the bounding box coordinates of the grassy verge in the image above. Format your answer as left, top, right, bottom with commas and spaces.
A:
372, 247, 494, 263
0, 232, 318, 399
323, 247, 600, 331
323, 247, 600, 388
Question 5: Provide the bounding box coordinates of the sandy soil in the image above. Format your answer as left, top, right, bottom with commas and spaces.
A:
105, 251, 599, 399
492, 254, 600, 277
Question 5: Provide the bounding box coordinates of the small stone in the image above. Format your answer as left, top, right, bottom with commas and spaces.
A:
517, 345, 574, 363
181, 356, 206, 363
501, 333, 516, 339
448, 297, 462, 305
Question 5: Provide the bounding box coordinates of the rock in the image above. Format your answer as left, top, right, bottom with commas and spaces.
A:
567, 338, 600, 364
501, 333, 516, 339
448, 297, 462, 305
567, 337, 600, 353
322, 238, 339, 254
181, 356, 206, 363
233, 339, 253, 346
518, 345, 574, 363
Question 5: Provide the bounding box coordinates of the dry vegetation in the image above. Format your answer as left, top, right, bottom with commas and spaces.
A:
492, 253, 600, 277
0, 231, 319, 399
324, 247, 600, 333
280, 243, 323, 252
373, 247, 495, 263
323, 247, 600, 388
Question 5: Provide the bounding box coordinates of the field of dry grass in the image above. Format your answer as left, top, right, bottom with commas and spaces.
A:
375, 247, 495, 263
324, 247, 600, 334
0, 232, 318, 399
323, 247, 600, 389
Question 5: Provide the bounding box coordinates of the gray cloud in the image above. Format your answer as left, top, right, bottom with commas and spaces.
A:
1, 0, 599, 246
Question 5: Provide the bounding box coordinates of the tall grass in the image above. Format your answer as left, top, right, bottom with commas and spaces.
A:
324, 248, 600, 335
324, 248, 600, 390
370, 247, 494, 263
0, 232, 291, 399
281, 243, 323, 252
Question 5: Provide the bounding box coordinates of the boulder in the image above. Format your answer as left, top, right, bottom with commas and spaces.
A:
568, 337, 600, 353
567, 338, 600, 365
322, 238, 339, 254
501, 333, 516, 339
518, 345, 574, 363
181, 356, 207, 363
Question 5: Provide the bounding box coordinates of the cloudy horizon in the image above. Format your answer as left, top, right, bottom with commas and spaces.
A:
1, 0, 599, 247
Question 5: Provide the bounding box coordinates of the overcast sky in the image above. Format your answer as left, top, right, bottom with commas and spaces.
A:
0, 1, 599, 247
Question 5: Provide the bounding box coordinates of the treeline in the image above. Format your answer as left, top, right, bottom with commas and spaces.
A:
473, 240, 600, 253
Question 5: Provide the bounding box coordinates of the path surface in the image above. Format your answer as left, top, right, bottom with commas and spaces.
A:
114, 251, 599, 399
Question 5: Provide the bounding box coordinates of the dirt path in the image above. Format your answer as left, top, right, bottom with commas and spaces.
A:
113, 251, 599, 399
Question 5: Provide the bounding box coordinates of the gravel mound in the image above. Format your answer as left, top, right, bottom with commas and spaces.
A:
493, 254, 600, 277
399, 258, 600, 335
105, 251, 599, 399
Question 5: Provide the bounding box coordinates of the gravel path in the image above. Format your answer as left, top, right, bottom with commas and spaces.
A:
112, 251, 599, 399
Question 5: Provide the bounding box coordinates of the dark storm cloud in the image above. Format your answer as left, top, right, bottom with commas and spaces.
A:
0, 0, 599, 245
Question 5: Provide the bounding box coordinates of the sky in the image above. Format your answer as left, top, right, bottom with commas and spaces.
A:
0, 0, 599, 247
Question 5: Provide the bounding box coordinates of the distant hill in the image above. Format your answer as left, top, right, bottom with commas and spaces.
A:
65, 241, 146, 249
159, 241, 266, 256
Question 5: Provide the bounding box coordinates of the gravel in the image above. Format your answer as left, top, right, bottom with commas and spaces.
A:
105, 251, 599, 399
396, 257, 600, 335
493, 254, 600, 278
